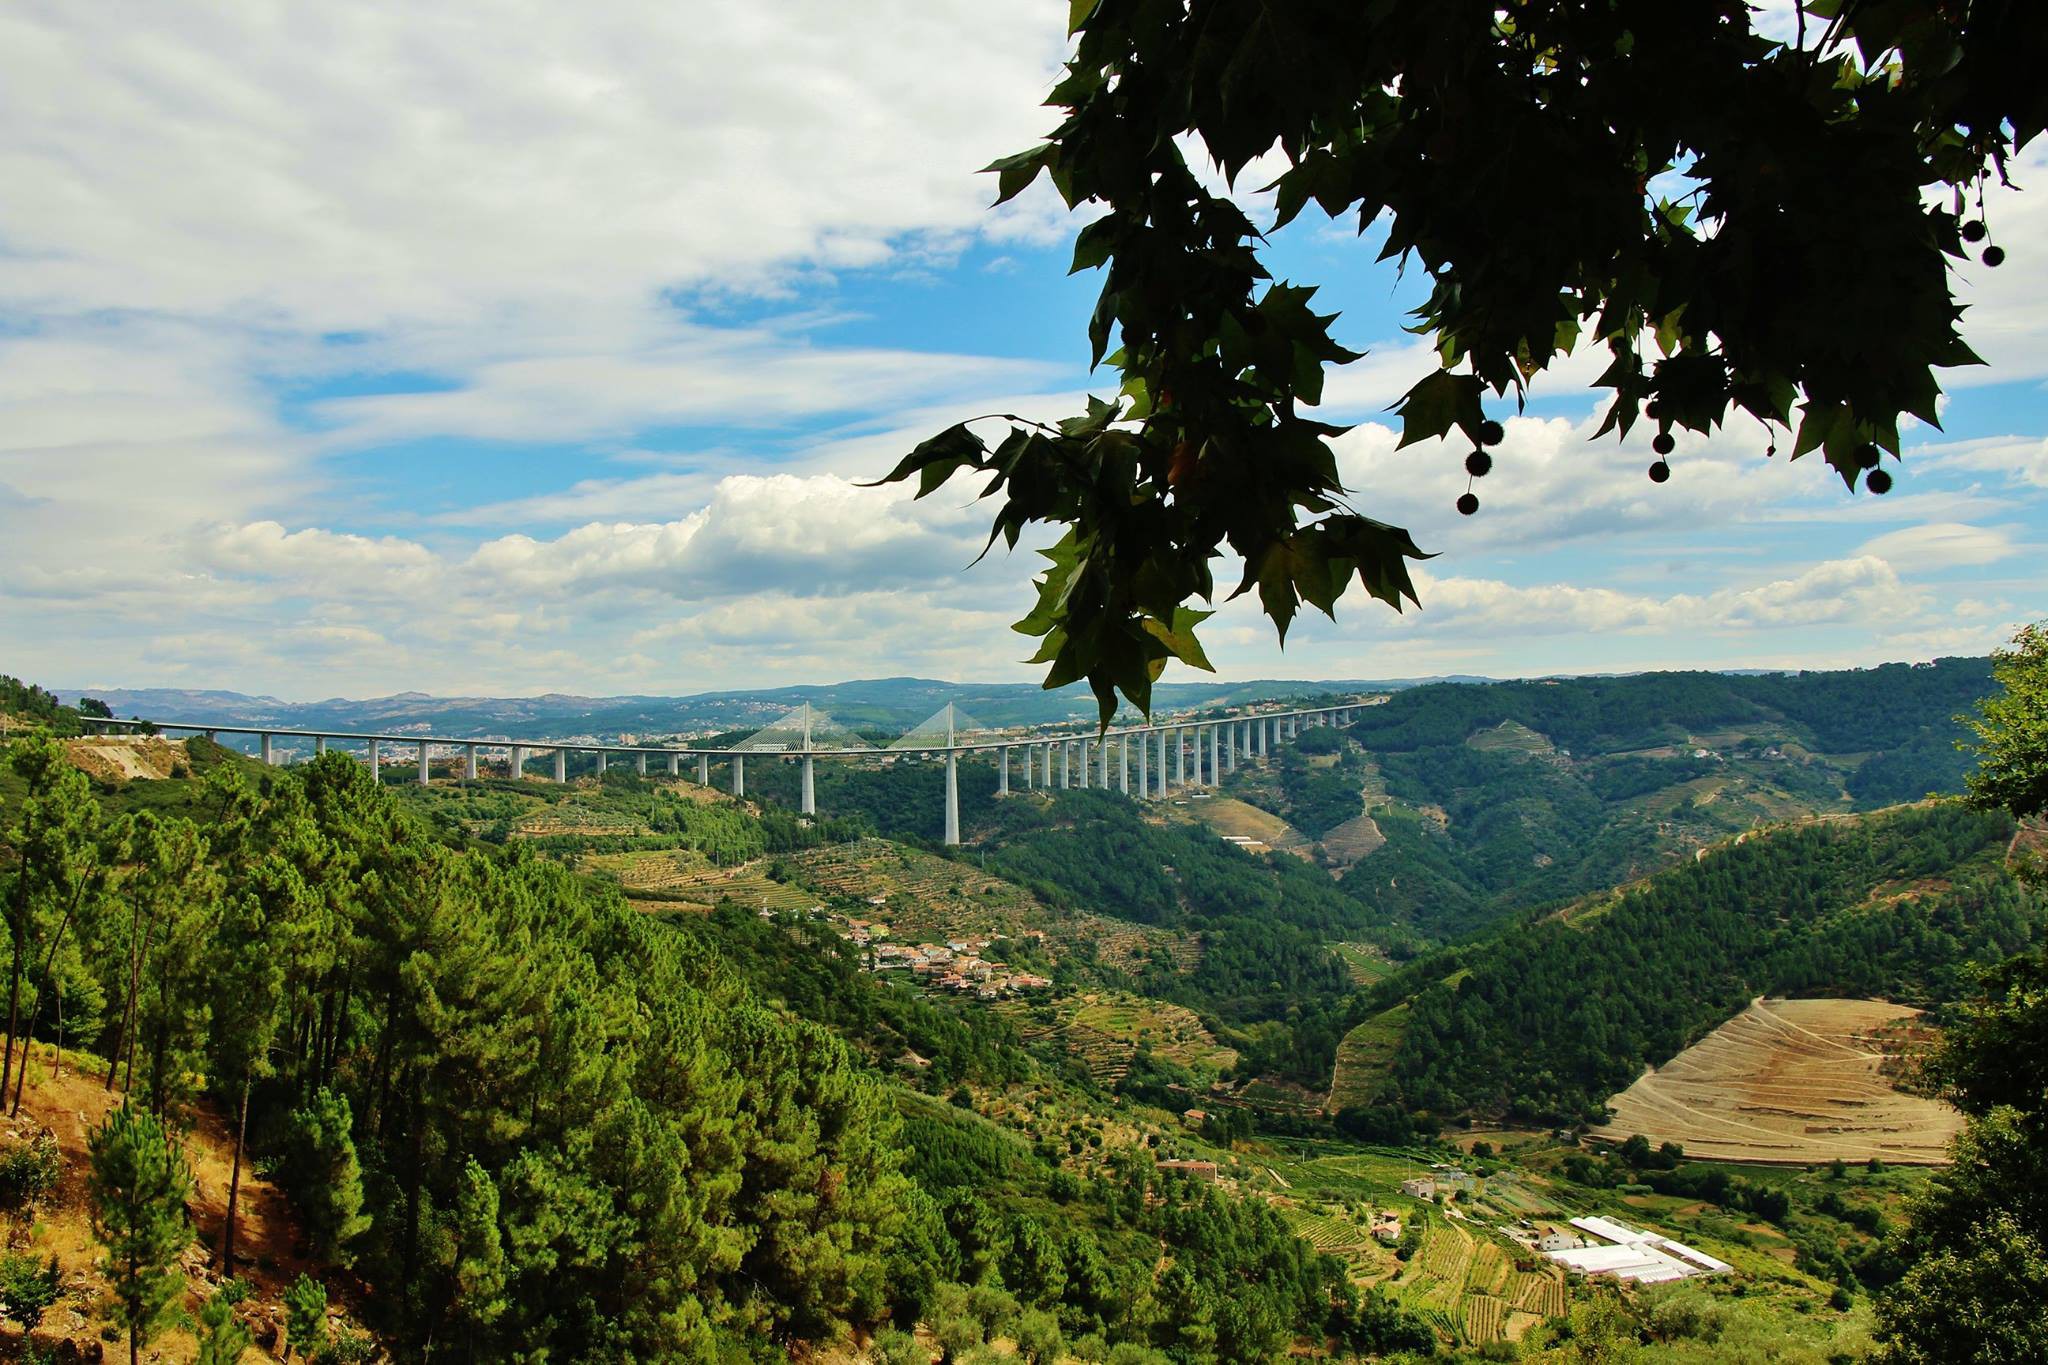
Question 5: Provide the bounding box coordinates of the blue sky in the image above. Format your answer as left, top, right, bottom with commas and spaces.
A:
3, 2, 2044, 700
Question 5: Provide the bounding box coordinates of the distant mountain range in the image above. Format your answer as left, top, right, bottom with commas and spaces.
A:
53, 674, 1498, 742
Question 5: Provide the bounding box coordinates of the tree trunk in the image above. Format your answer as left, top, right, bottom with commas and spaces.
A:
224, 1076, 250, 1274
120, 917, 157, 1095
1, 872, 28, 1107
12, 901, 77, 1115
105, 898, 146, 1092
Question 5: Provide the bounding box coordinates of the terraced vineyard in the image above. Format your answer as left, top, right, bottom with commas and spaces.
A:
515, 803, 648, 837
587, 851, 821, 913
1326, 1003, 1408, 1109
1462, 1294, 1508, 1346
1511, 1266, 1569, 1317
1463, 1239, 1512, 1297
1284, 1209, 1373, 1260
1330, 942, 1395, 986
1067, 994, 1239, 1077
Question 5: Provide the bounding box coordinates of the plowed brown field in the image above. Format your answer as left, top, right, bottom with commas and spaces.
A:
1592, 997, 1960, 1164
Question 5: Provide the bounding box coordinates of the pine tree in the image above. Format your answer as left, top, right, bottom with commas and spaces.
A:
283, 1274, 327, 1364
2, 736, 103, 1107
450, 1158, 508, 1356
195, 1290, 253, 1365
87, 1104, 193, 1365
281, 1089, 370, 1265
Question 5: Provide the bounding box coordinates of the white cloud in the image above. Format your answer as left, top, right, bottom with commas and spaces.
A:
1853, 522, 2026, 572
0, 2, 1072, 332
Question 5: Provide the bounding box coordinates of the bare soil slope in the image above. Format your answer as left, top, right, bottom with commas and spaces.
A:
1593, 997, 1961, 1164
1, 1043, 370, 1361
63, 736, 191, 782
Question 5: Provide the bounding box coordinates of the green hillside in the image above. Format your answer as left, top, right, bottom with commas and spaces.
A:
1373, 802, 2038, 1122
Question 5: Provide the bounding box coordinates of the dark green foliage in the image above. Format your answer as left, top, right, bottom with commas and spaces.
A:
1876, 942, 2048, 1362
195, 1290, 254, 1365
674, 904, 1029, 1088
1961, 624, 2048, 820
0, 678, 81, 735
283, 1273, 327, 1363
891, 3, 2031, 713
279, 1091, 369, 1266
87, 1104, 192, 1365
0, 1251, 61, 1332
1384, 802, 2033, 1120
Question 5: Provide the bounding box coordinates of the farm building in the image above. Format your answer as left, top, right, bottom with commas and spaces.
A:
1155, 1159, 1220, 1183
1542, 1216, 1731, 1283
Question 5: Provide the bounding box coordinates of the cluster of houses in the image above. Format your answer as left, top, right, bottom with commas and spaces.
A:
831, 911, 1053, 999
1519, 1215, 1732, 1285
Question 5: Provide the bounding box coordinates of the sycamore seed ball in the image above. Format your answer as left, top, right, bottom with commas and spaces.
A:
1653, 432, 1675, 455
1456, 492, 1479, 516
1648, 460, 1671, 483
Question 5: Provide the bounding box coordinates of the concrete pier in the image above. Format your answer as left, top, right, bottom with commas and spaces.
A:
1224, 723, 1235, 773
1136, 730, 1148, 796
635, 752, 647, 776
668, 753, 680, 777
315, 736, 327, 756
1060, 742, 1070, 789
801, 754, 816, 815
260, 733, 274, 766
1119, 734, 1129, 793
1157, 729, 1169, 796
369, 739, 380, 783
554, 750, 567, 783
943, 751, 960, 845
418, 740, 430, 785
998, 745, 1009, 796
597, 752, 608, 775
1210, 725, 1221, 785
1079, 736, 1090, 789
732, 754, 745, 799
1099, 735, 1110, 787
1175, 730, 1185, 786
465, 744, 478, 780
510, 745, 523, 778
698, 754, 710, 785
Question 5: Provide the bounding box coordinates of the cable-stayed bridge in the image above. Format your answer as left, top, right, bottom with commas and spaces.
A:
86, 697, 1379, 845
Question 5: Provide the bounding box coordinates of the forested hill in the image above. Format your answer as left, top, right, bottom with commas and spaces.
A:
1369, 801, 2037, 1124
1345, 657, 1994, 803
1233, 657, 2001, 941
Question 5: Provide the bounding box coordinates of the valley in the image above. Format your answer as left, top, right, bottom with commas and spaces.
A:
1, 657, 2038, 1362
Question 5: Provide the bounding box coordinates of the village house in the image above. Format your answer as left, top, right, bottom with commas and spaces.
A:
1154, 1159, 1219, 1183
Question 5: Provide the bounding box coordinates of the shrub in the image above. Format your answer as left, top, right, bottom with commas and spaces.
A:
0, 1252, 62, 1331
0, 1131, 61, 1209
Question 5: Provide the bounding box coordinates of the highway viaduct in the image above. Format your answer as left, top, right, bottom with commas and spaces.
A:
85, 699, 1379, 846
